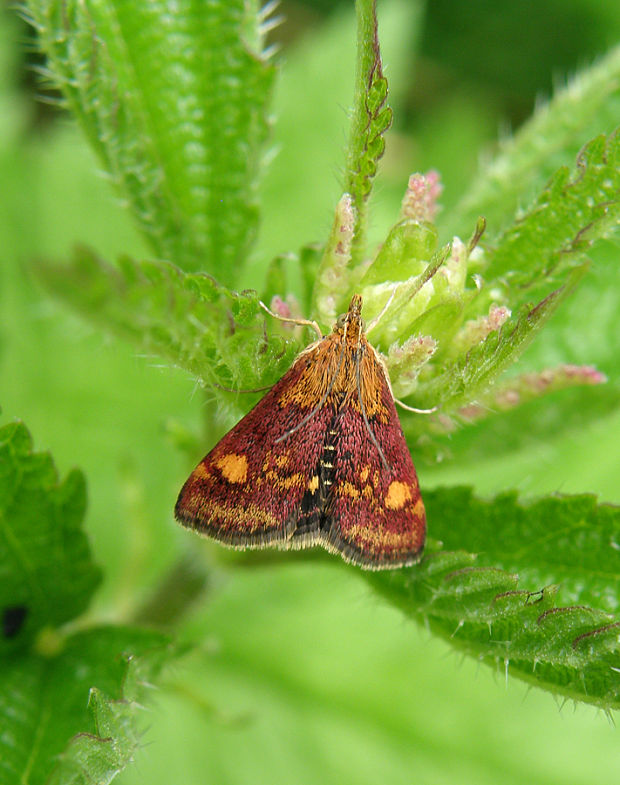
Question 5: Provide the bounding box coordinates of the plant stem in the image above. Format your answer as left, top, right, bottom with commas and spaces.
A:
345, 0, 379, 265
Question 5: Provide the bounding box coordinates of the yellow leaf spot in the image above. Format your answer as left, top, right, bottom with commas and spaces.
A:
215, 453, 248, 484
308, 475, 319, 493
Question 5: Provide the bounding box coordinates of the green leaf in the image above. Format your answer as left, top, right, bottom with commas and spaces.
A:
0, 420, 101, 653
35, 247, 302, 391
417, 268, 585, 411
371, 558, 619, 711
24, 0, 276, 282
0, 626, 170, 785
360, 220, 437, 285
413, 239, 620, 464
130, 563, 620, 785
448, 45, 620, 239
512, 240, 620, 379
424, 487, 620, 614
0, 419, 174, 784
256, 0, 422, 268
483, 131, 620, 294
367, 487, 620, 710
344, 0, 393, 263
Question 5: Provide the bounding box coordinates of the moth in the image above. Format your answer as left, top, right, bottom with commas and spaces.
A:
175, 294, 426, 569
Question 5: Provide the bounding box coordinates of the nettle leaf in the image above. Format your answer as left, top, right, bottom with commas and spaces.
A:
367, 488, 620, 710
36, 247, 301, 390
484, 131, 619, 295
0, 421, 101, 653
424, 487, 620, 614
417, 268, 584, 412
0, 420, 175, 784
1, 626, 170, 785
448, 45, 620, 239
24, 0, 276, 283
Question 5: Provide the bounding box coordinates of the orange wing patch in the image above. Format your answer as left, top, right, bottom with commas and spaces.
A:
385, 480, 413, 510
215, 453, 248, 483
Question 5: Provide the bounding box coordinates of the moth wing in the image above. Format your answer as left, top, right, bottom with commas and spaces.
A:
175, 354, 332, 549
321, 355, 426, 569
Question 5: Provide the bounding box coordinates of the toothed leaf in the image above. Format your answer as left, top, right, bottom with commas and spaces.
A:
368, 487, 620, 711
0, 421, 101, 653
23, 0, 276, 283
35, 248, 302, 392
0, 627, 170, 785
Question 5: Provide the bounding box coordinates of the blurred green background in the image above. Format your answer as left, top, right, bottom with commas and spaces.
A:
1, 0, 620, 782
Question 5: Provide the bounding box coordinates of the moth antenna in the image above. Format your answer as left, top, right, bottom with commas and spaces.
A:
259, 300, 323, 339
275, 337, 348, 443
355, 337, 390, 473
394, 398, 438, 414
365, 286, 398, 334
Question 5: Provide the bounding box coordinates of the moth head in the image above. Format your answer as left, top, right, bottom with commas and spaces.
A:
335, 294, 365, 342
